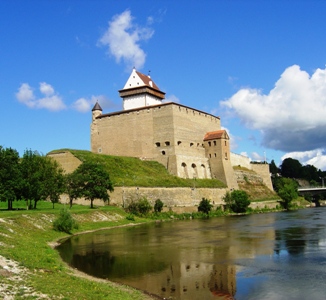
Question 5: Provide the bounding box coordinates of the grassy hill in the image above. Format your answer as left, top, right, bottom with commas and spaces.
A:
48, 149, 226, 189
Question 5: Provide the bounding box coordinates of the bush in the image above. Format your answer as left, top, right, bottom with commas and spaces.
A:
53, 208, 79, 234
137, 197, 152, 215
154, 199, 164, 213
223, 190, 250, 213
198, 198, 213, 214
126, 197, 152, 216
126, 214, 135, 221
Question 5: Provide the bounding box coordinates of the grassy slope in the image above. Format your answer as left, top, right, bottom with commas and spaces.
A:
49, 149, 226, 188
0, 202, 154, 300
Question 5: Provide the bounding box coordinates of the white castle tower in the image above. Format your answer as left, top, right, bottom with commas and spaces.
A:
119, 68, 165, 110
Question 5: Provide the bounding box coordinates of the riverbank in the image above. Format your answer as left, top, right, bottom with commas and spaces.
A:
0, 200, 307, 299
0, 203, 157, 300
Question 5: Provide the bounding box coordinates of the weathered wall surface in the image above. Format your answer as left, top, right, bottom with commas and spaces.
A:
251, 164, 273, 190
230, 152, 251, 169
62, 186, 229, 209
91, 103, 225, 181
48, 151, 81, 173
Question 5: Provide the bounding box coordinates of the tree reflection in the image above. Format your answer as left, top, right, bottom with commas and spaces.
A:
274, 226, 307, 256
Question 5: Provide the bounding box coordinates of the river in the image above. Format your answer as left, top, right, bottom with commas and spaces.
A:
57, 208, 326, 299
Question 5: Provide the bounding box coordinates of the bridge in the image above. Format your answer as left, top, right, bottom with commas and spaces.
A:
298, 187, 326, 194
297, 187, 326, 206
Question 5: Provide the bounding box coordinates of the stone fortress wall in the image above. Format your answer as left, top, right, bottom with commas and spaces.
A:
49, 150, 277, 210
230, 152, 273, 190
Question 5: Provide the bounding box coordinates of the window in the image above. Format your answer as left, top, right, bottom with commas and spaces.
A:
225, 152, 228, 159
208, 141, 211, 147
165, 141, 170, 146
162, 151, 166, 155
155, 142, 161, 147
177, 141, 182, 145
98, 148, 102, 153
213, 141, 216, 146
225, 141, 227, 146
190, 143, 194, 147
214, 153, 217, 157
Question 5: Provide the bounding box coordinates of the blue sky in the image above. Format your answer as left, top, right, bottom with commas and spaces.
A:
1, 0, 326, 170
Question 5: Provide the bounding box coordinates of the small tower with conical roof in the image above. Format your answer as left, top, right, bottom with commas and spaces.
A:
91, 101, 103, 153
119, 68, 165, 110
92, 101, 102, 121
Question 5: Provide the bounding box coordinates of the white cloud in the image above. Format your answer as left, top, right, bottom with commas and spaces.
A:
39, 82, 54, 96
72, 97, 91, 113
282, 149, 326, 170
164, 94, 180, 103
221, 126, 238, 151
251, 151, 265, 161
98, 9, 154, 70
16, 82, 66, 111
16, 83, 35, 108
221, 65, 326, 152
71, 95, 117, 113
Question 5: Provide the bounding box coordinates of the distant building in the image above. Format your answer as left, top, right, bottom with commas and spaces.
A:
91, 68, 272, 190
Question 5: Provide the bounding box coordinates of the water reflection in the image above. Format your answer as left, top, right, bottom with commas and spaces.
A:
57, 208, 326, 299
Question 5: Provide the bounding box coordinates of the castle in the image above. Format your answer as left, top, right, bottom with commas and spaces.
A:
90, 68, 272, 190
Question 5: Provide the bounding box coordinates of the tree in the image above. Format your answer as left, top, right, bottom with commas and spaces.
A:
280, 158, 302, 179
0, 147, 22, 210
198, 198, 213, 214
19, 150, 64, 209
223, 190, 250, 213
45, 158, 65, 209
275, 177, 298, 210
65, 172, 81, 209
73, 162, 114, 208
269, 160, 279, 176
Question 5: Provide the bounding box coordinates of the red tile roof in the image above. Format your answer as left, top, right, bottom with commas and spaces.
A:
136, 71, 160, 91
203, 130, 227, 141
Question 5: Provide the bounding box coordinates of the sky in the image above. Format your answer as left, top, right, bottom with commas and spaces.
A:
1, 0, 326, 170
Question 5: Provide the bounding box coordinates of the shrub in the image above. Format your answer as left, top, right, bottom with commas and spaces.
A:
53, 208, 79, 234
223, 190, 250, 213
154, 199, 164, 213
126, 197, 152, 216
137, 197, 152, 215
126, 214, 135, 221
198, 198, 213, 214
126, 201, 139, 215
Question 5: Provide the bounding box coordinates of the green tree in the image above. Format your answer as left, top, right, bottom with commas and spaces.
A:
198, 198, 213, 214
73, 162, 114, 208
223, 190, 250, 213
19, 150, 65, 209
0, 146, 22, 210
275, 177, 298, 210
19, 150, 46, 209
269, 159, 279, 176
45, 158, 65, 209
65, 172, 81, 208
280, 158, 302, 179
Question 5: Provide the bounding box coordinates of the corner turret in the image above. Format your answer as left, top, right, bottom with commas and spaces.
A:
92, 101, 102, 121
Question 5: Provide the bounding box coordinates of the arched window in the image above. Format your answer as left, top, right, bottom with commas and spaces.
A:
201, 164, 207, 179
181, 162, 188, 178
191, 163, 198, 178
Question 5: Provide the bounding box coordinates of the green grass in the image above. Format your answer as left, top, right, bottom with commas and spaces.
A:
0, 202, 154, 300
49, 149, 226, 188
